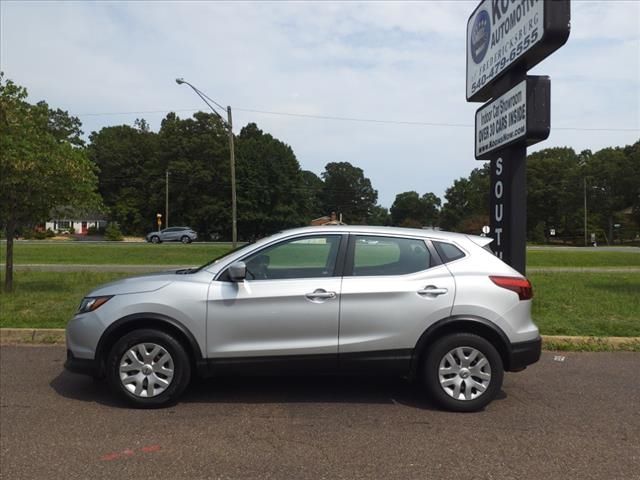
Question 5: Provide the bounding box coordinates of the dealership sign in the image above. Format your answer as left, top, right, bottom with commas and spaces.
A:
466, 0, 570, 274
466, 0, 570, 102
475, 76, 550, 159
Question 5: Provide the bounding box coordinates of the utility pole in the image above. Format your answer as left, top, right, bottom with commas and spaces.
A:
227, 106, 237, 248
166, 169, 170, 228
175, 78, 238, 247
583, 177, 587, 246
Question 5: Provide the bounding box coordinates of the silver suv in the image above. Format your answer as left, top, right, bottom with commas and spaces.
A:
66, 226, 540, 412
146, 227, 197, 244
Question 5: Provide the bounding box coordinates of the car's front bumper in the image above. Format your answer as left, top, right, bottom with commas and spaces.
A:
506, 336, 542, 371
65, 349, 101, 378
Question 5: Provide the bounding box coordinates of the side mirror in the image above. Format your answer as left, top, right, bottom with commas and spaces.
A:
228, 261, 247, 282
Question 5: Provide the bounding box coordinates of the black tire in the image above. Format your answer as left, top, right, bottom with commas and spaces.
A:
423, 333, 503, 412
180, 235, 191, 244
106, 329, 191, 408
150, 236, 161, 244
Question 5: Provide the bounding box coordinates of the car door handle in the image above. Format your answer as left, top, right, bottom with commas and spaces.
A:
305, 289, 337, 301
417, 286, 448, 296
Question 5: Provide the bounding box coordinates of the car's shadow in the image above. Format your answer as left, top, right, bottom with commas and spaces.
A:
51, 371, 509, 411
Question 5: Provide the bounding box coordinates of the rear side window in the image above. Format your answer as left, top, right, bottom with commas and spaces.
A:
433, 241, 466, 263
351, 236, 431, 276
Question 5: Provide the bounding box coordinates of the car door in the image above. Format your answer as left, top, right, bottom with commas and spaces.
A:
206, 233, 346, 373
159, 228, 171, 241
165, 228, 181, 241
338, 234, 455, 374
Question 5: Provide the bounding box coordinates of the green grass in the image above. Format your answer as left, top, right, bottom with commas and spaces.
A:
530, 272, 640, 337
2, 242, 231, 265
527, 250, 640, 267
3, 242, 639, 268
0, 272, 131, 328
543, 338, 640, 352
1, 270, 639, 335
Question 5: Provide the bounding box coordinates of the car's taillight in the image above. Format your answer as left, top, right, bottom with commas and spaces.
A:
489, 276, 533, 300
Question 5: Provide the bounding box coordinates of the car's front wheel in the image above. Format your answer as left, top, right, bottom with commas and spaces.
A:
423, 333, 503, 412
150, 235, 161, 244
106, 329, 191, 408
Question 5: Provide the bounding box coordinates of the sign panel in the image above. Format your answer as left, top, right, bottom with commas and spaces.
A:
476, 80, 527, 158
466, 0, 570, 102
475, 76, 550, 159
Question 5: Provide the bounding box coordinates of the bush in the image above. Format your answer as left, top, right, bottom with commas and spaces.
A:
104, 223, 123, 241
33, 230, 47, 240
87, 225, 98, 235
45, 229, 55, 238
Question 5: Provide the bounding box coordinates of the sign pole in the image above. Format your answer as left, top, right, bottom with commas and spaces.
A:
490, 145, 527, 274
488, 67, 527, 275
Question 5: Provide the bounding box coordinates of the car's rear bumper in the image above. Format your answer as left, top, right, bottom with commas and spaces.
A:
506, 336, 541, 371
65, 349, 100, 378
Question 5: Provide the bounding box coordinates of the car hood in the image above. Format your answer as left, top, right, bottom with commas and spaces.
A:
87, 271, 182, 296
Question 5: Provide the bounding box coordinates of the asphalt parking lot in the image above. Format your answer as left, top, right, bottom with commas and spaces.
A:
1, 346, 638, 480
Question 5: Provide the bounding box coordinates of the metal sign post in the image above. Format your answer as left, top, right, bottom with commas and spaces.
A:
466, 0, 570, 275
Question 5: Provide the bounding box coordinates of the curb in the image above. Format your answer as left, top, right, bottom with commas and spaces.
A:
1, 328, 66, 345
1, 328, 639, 352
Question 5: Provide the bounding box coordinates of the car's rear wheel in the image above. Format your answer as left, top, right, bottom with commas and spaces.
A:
423, 333, 503, 412
150, 235, 160, 244
180, 235, 191, 244
107, 329, 191, 408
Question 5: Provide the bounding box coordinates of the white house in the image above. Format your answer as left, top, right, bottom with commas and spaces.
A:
45, 216, 107, 235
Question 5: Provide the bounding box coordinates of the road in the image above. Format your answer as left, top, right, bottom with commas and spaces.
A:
1, 346, 639, 480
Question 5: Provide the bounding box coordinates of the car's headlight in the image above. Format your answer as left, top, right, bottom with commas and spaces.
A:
77, 296, 113, 314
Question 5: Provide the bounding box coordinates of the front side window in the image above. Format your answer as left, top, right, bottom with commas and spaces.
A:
241, 235, 342, 280
351, 236, 431, 276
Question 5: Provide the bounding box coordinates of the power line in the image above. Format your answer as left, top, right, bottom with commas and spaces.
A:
74, 106, 640, 133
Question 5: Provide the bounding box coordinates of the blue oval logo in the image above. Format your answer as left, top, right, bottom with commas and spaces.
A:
470, 9, 491, 64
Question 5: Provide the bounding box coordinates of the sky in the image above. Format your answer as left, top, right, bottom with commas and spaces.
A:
1, 0, 638, 208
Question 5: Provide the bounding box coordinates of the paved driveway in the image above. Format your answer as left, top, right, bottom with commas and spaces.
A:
1, 346, 638, 480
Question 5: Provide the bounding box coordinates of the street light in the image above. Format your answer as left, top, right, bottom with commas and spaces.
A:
175, 78, 237, 247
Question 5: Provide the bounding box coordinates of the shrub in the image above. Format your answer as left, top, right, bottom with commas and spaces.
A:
87, 225, 98, 235
45, 229, 55, 238
33, 230, 47, 240
104, 223, 123, 241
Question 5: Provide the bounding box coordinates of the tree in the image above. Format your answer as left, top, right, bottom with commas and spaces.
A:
390, 191, 423, 226
420, 192, 442, 227
583, 144, 640, 243
156, 111, 231, 239
235, 123, 308, 238
390, 191, 441, 227
0, 74, 101, 292
526, 147, 582, 242
299, 170, 324, 220
368, 205, 391, 226
439, 165, 489, 232
88, 121, 160, 234
320, 162, 378, 224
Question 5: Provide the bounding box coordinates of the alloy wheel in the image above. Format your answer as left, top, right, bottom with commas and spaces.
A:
119, 343, 174, 398
438, 346, 491, 401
